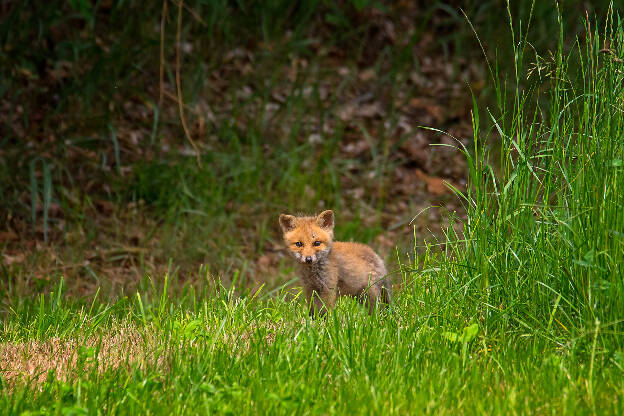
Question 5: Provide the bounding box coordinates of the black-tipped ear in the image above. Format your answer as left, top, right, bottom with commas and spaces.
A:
279, 214, 296, 233
316, 210, 334, 230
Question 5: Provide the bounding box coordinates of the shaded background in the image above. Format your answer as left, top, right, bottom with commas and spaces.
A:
0, 0, 611, 297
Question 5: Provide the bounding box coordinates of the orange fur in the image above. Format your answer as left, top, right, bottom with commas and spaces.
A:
279, 210, 391, 315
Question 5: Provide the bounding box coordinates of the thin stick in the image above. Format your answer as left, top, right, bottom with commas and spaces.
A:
176, 0, 201, 167
158, 0, 167, 112
163, 89, 197, 113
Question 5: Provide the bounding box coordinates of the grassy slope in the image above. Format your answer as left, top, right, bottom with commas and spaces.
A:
2, 3, 624, 415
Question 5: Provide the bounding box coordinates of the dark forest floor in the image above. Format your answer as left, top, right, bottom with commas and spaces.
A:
1, 2, 484, 298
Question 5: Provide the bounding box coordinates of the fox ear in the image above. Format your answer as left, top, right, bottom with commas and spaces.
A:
316, 210, 334, 230
279, 214, 296, 233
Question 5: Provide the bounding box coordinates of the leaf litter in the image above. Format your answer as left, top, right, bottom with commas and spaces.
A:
1, 2, 481, 297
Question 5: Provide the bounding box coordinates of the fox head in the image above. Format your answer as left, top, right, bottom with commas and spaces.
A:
279, 210, 334, 264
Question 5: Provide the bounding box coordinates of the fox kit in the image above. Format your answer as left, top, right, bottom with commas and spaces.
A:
279, 210, 391, 315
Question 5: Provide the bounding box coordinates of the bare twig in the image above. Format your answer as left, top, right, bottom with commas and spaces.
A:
176, 0, 201, 167
183, 2, 205, 26
163, 89, 196, 113
158, 0, 168, 112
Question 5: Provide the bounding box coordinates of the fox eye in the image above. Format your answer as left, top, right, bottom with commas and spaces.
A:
295, 242, 303, 247
313, 241, 321, 246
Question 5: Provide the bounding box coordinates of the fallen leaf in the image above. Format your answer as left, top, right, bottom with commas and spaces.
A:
337, 103, 356, 121
409, 98, 444, 122
359, 68, 376, 82
341, 140, 370, 156
3, 253, 25, 265
256, 255, 273, 272
375, 234, 395, 249
308, 133, 322, 144
347, 187, 365, 199
0, 231, 19, 242
400, 132, 429, 165
415, 169, 451, 196
356, 102, 382, 118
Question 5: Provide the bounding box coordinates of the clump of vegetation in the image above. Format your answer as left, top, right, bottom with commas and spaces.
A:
431, 1, 624, 341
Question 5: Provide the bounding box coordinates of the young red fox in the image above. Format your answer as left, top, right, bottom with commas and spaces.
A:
279, 210, 391, 315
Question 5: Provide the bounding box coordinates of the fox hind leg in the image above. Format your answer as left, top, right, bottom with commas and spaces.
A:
360, 273, 391, 314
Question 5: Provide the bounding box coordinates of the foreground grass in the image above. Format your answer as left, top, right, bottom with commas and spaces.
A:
1, 277, 622, 415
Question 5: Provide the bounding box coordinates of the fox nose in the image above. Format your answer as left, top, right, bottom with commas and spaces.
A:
305, 256, 313, 263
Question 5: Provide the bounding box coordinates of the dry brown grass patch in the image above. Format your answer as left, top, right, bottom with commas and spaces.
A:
0, 323, 161, 388
0, 319, 286, 389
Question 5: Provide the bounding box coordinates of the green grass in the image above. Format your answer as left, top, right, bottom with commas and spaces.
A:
2, 2, 624, 414
0, 270, 621, 414
456, 2, 624, 339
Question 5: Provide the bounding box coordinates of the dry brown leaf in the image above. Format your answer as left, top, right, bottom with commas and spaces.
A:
415, 169, 452, 196
357, 102, 382, 118
400, 132, 429, 165
375, 234, 395, 250
409, 98, 444, 122
256, 255, 273, 272
338, 103, 356, 121
0, 230, 19, 242
3, 252, 25, 265
342, 140, 370, 157
359, 68, 376, 82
